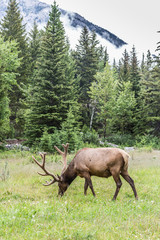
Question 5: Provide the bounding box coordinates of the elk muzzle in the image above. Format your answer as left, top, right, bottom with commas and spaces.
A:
58, 182, 69, 196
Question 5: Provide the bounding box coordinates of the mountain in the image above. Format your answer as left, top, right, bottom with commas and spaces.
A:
0, 0, 127, 50
60, 9, 127, 48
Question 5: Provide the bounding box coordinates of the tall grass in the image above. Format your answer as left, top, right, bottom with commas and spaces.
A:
0, 150, 160, 240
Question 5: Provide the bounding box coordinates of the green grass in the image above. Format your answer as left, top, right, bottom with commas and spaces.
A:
0, 150, 160, 240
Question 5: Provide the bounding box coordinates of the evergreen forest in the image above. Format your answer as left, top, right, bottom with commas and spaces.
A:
0, 0, 160, 151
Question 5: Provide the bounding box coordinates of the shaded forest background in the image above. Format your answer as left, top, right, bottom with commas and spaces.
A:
0, 0, 160, 151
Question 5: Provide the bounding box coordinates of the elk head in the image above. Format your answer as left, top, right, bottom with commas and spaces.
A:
32, 143, 69, 196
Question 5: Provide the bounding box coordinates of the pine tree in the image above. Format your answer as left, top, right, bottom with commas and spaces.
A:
141, 53, 145, 73
129, 46, 141, 98
141, 51, 153, 88
74, 27, 100, 126
25, 1, 77, 146
89, 62, 117, 136
119, 49, 130, 83
60, 106, 83, 151
98, 46, 109, 71
143, 36, 160, 136
0, 36, 20, 140
129, 48, 149, 135
114, 47, 148, 135
111, 81, 137, 134
28, 21, 41, 79
0, 0, 29, 136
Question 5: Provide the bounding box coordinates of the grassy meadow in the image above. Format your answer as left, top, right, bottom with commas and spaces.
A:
0, 149, 160, 240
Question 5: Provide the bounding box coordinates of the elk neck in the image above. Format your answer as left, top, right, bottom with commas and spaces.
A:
61, 161, 77, 185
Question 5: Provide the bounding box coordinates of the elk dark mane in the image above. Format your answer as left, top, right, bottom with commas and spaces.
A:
61, 161, 77, 185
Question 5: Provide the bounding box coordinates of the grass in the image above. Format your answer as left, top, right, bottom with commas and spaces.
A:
0, 150, 160, 240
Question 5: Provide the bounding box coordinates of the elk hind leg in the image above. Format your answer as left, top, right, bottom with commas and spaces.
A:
111, 171, 122, 200
121, 172, 138, 200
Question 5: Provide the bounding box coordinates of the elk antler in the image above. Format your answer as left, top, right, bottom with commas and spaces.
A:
54, 143, 69, 174
32, 152, 60, 186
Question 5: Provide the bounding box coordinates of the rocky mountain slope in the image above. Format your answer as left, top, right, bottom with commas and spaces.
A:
0, 0, 127, 49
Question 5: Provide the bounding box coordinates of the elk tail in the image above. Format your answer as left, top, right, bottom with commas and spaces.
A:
121, 150, 130, 172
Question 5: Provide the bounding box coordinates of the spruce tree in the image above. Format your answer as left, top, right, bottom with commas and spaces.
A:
111, 81, 136, 134
74, 27, 99, 126
28, 21, 41, 79
129, 46, 141, 98
25, 1, 77, 146
0, 0, 29, 136
143, 37, 160, 136
60, 106, 83, 151
89, 62, 117, 136
141, 53, 145, 73
119, 49, 130, 83
0, 36, 20, 140
141, 51, 153, 88
129, 47, 149, 135
98, 46, 109, 71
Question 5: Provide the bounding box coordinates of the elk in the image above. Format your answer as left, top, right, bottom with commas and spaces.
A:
32, 144, 138, 200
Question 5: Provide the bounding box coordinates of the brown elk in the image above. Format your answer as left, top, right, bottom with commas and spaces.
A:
32, 144, 138, 200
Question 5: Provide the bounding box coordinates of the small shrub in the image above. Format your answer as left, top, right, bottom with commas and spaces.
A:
135, 135, 160, 149
51, 129, 83, 152
0, 143, 6, 151
39, 128, 83, 153
105, 134, 135, 147
0, 161, 9, 181
82, 126, 99, 145
39, 129, 53, 152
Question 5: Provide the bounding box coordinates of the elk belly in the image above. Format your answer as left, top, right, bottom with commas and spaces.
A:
89, 168, 111, 178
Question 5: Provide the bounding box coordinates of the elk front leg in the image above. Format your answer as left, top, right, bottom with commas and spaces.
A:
83, 173, 96, 197
84, 178, 89, 195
